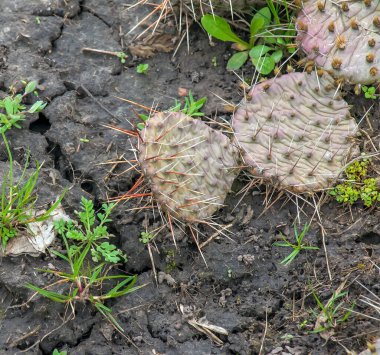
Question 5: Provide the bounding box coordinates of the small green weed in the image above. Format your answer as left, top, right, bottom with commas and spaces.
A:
171, 91, 207, 117
308, 288, 355, 333
201, 3, 295, 74
273, 223, 319, 265
139, 231, 154, 244
136, 91, 206, 130
54, 197, 126, 263
27, 197, 142, 332
0, 135, 63, 249
52, 350, 67, 355
0, 81, 46, 134
165, 249, 177, 273
136, 63, 149, 74
362, 85, 378, 99
330, 159, 380, 207
116, 52, 127, 64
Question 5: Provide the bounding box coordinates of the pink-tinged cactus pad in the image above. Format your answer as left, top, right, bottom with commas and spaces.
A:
138, 112, 239, 222
297, 0, 380, 84
232, 71, 359, 193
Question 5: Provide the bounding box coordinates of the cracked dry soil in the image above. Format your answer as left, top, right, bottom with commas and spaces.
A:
0, 1, 379, 354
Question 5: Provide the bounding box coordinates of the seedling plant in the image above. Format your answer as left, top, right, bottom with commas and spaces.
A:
53, 197, 126, 263
201, 2, 296, 74
273, 223, 319, 265
0, 81, 46, 134
27, 197, 140, 331
52, 350, 67, 355
0, 83, 61, 249
136, 63, 149, 74
362, 86, 378, 99
139, 231, 154, 244
136, 91, 206, 130
0, 135, 64, 248
308, 288, 355, 333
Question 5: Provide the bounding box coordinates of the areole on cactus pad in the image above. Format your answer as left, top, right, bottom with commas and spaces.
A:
297, 0, 380, 84
138, 111, 240, 223
232, 71, 359, 193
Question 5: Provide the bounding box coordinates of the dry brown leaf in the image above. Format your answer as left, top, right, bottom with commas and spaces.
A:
129, 33, 177, 58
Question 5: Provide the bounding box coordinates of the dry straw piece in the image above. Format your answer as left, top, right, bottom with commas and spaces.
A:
297, 0, 380, 84
232, 71, 359, 193
138, 111, 239, 223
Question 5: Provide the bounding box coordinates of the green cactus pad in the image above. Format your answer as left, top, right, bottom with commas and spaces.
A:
232, 71, 359, 193
138, 112, 239, 222
297, 0, 380, 84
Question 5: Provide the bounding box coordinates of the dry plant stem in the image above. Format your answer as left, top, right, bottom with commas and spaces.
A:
8, 325, 41, 348
80, 85, 122, 123
199, 223, 233, 249
148, 242, 158, 286
318, 220, 332, 281
82, 47, 124, 57
259, 308, 268, 355
112, 95, 160, 114
20, 312, 74, 353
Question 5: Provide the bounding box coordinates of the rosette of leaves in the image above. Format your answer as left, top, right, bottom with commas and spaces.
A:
201, 5, 295, 74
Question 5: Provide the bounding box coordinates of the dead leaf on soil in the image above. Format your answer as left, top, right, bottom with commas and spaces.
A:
179, 304, 228, 346
358, 339, 380, 355
2, 204, 70, 257
129, 33, 177, 58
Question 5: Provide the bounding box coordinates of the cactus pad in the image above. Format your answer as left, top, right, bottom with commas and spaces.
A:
181, 0, 260, 15
297, 0, 380, 84
138, 112, 239, 222
232, 71, 358, 193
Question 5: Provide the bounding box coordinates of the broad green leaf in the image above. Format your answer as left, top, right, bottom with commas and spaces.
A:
136, 123, 145, 130
227, 51, 248, 70
249, 45, 271, 59
271, 49, 283, 63
3, 97, 14, 115
264, 36, 276, 44
250, 16, 265, 37
201, 14, 250, 49
28, 101, 47, 113
254, 7, 271, 27
24, 81, 37, 95
252, 56, 275, 75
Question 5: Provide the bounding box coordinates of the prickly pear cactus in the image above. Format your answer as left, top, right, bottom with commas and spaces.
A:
138, 111, 239, 222
232, 71, 358, 193
297, 0, 380, 84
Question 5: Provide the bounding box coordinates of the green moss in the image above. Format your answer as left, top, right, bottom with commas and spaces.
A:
330, 160, 380, 207
165, 249, 177, 273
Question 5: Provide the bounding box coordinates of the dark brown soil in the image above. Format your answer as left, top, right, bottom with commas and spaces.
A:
0, 1, 379, 354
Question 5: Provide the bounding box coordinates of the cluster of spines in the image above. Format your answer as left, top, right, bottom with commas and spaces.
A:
297, 0, 380, 82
